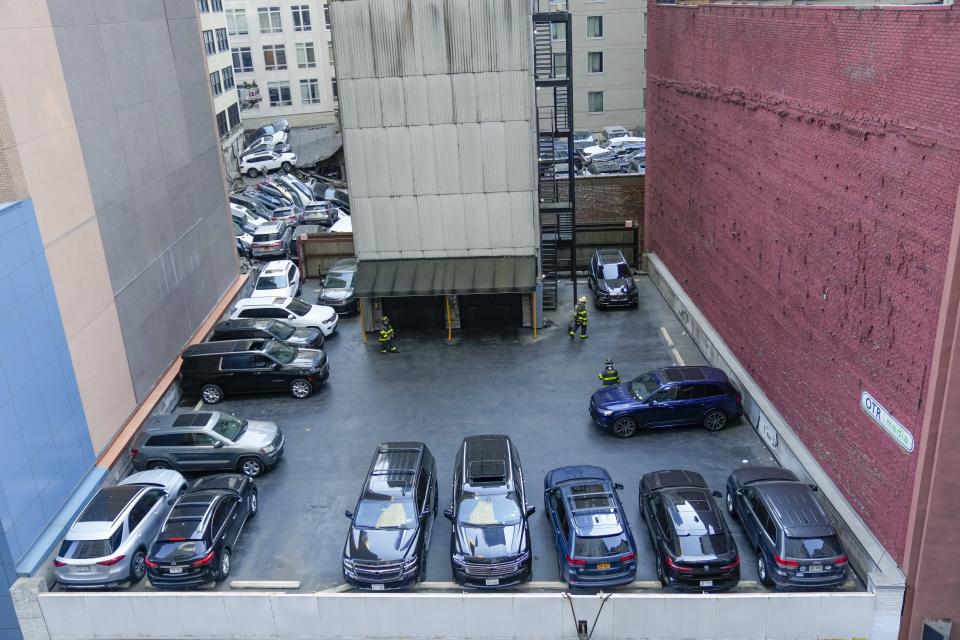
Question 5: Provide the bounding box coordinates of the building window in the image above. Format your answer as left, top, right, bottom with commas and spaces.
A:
641, 88, 645, 109
263, 44, 287, 70
328, 42, 334, 65
227, 102, 241, 129
552, 52, 566, 78
296, 42, 316, 68
226, 9, 248, 35
643, 11, 647, 34
588, 91, 603, 113
198, 0, 209, 13
202, 30, 216, 55
216, 110, 229, 137
233, 47, 254, 72
292, 5, 312, 31
268, 81, 292, 106
258, 6, 282, 33
222, 66, 235, 90
212, 0, 223, 10
324, 2, 331, 29
331, 78, 338, 101
215, 28, 229, 52
210, 70, 223, 96
587, 16, 603, 38
550, 23, 566, 41
587, 51, 603, 73
300, 78, 321, 104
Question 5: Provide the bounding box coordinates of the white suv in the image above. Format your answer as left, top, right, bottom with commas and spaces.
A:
231, 297, 339, 336
239, 150, 298, 178
581, 136, 645, 159
252, 260, 301, 299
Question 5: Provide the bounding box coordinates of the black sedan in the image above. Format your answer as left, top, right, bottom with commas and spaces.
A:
639, 470, 740, 592
146, 474, 257, 589
587, 249, 638, 309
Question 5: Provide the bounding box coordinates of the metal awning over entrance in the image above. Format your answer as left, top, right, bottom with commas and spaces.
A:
354, 256, 537, 298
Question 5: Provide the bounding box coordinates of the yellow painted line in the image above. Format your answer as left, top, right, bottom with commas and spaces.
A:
659, 326, 675, 347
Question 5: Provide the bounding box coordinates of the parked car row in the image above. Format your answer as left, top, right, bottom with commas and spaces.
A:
340, 436, 850, 592
239, 120, 295, 178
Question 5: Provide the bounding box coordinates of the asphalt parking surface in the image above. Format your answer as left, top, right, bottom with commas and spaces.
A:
130, 276, 860, 593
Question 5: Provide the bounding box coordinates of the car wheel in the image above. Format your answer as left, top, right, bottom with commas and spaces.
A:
290, 378, 313, 399
148, 460, 172, 471
215, 548, 231, 582
246, 168, 258, 178
703, 409, 728, 432
656, 554, 667, 586
612, 416, 638, 438
129, 548, 147, 584
725, 490, 736, 518
201, 384, 224, 404
248, 488, 259, 518
281, 161, 292, 172
757, 554, 774, 587
239, 457, 265, 478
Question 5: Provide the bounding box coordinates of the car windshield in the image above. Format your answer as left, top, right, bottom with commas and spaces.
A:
457, 492, 522, 526
353, 498, 417, 529
601, 263, 631, 279
264, 340, 297, 364
256, 275, 288, 290
212, 413, 247, 441
783, 535, 844, 560
286, 299, 312, 316
630, 372, 660, 400
573, 534, 631, 558
253, 233, 278, 242
323, 271, 353, 288
267, 321, 295, 340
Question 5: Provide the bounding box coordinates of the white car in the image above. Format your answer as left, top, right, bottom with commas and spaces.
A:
581, 136, 645, 159
231, 297, 339, 336
600, 125, 630, 143
239, 150, 298, 178
252, 260, 302, 299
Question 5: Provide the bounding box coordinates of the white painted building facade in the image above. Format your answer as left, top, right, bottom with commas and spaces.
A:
199, 0, 246, 168
224, 0, 338, 128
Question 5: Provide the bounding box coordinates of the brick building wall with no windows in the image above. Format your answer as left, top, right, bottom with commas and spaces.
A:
575, 174, 645, 226
645, 1, 960, 562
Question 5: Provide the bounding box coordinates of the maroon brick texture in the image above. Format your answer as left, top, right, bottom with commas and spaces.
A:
575, 174, 645, 226
645, 0, 960, 562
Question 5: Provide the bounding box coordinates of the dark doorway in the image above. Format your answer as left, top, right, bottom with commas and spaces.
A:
458, 294, 523, 329
381, 296, 445, 330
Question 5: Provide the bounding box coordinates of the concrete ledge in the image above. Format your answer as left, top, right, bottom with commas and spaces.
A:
645, 252, 905, 640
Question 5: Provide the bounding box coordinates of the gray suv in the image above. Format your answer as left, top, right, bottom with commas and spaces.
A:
130, 411, 284, 478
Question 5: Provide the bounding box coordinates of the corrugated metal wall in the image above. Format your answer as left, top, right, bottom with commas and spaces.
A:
332, 0, 538, 260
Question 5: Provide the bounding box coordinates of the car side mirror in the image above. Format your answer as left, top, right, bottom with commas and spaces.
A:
648, 399, 660, 406
711, 490, 723, 499
735, 488, 745, 496
167, 498, 177, 506
344, 510, 354, 519
808, 484, 819, 492
421, 507, 432, 518
236, 495, 243, 503
288, 314, 296, 320
272, 363, 282, 370
443, 506, 455, 521
213, 441, 224, 448
525, 505, 536, 517
614, 482, 624, 491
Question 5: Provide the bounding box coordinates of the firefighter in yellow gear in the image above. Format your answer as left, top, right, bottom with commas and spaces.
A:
569, 296, 589, 339
598, 357, 620, 386
378, 315, 397, 353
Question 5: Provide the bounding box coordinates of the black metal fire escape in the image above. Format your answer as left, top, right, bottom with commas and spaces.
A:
533, 4, 575, 311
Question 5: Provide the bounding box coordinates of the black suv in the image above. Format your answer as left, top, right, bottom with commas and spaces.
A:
210, 319, 324, 348
342, 443, 437, 591
146, 474, 257, 589
639, 470, 740, 592
444, 435, 534, 588
587, 249, 638, 308
179, 339, 328, 404
726, 467, 849, 589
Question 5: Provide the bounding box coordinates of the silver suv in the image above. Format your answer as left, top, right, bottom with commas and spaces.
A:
130, 411, 284, 478
54, 470, 187, 588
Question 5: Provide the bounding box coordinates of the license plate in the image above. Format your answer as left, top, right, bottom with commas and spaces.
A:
597, 563, 611, 570
371, 583, 384, 591
805, 565, 824, 573
168, 567, 183, 574
699, 580, 713, 587
73, 565, 90, 573
485, 578, 499, 586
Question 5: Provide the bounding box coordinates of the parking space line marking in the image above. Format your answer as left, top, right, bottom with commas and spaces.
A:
671, 348, 686, 366
194, 399, 204, 411
660, 327, 686, 365
659, 326, 675, 347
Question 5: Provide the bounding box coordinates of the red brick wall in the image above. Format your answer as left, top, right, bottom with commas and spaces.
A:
575, 174, 645, 226
645, 1, 960, 562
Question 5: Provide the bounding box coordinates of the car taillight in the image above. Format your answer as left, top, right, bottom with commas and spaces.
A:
130, 448, 138, 458
96, 555, 126, 566
666, 556, 694, 572
566, 555, 587, 566
53, 560, 66, 567
192, 550, 216, 566
834, 555, 849, 566
620, 552, 636, 563
774, 554, 800, 568
145, 558, 158, 569
719, 557, 741, 571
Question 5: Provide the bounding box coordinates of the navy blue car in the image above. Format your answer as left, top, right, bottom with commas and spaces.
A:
543, 466, 637, 588
590, 366, 743, 438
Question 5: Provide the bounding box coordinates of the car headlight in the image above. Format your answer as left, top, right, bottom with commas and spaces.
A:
452, 554, 466, 566
597, 407, 614, 417
403, 555, 418, 568
260, 444, 276, 454
342, 558, 354, 570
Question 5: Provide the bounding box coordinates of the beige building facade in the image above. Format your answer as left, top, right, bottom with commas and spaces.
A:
199, 0, 246, 169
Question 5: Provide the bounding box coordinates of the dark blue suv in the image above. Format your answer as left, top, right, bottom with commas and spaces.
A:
543, 466, 637, 588
590, 366, 742, 438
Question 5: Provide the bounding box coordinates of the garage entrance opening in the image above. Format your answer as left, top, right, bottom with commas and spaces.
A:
458, 293, 522, 329
382, 296, 445, 330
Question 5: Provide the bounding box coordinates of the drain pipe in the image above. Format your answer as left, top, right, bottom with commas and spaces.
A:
563, 591, 613, 640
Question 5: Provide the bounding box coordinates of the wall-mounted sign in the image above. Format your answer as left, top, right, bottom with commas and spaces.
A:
860, 391, 915, 453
